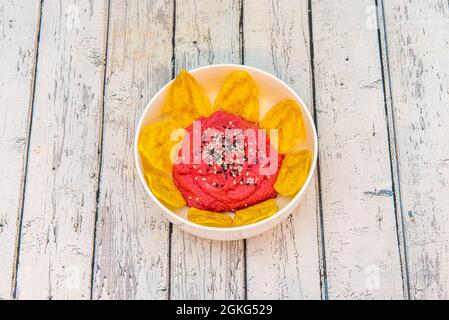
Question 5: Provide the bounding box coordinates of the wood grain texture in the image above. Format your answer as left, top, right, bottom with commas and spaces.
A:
311, 0, 404, 299
7, 0, 449, 300
382, 0, 449, 299
91, 0, 173, 300
243, 0, 322, 299
15, 0, 108, 299
170, 0, 245, 300
0, 0, 41, 299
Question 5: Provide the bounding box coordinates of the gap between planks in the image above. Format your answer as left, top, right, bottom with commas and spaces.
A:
239, 0, 249, 301
167, 0, 177, 300
307, 0, 329, 300
89, 0, 112, 300
375, 0, 410, 299
11, 0, 44, 299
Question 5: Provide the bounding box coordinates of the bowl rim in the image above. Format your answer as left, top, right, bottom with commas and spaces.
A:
134, 64, 318, 234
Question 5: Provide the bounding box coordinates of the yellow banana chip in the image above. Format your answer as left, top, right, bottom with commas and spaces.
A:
188, 208, 234, 228
234, 199, 278, 226
214, 71, 259, 122
145, 170, 186, 209
274, 149, 311, 196
260, 99, 306, 154
138, 118, 184, 173
165, 69, 214, 128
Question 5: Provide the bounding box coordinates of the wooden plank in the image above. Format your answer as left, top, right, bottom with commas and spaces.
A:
170, 0, 245, 300
0, 0, 41, 300
15, 0, 108, 299
311, 0, 404, 299
91, 0, 173, 300
243, 0, 322, 299
382, 0, 449, 299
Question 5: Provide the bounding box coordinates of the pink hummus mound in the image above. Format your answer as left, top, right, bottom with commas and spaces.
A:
173, 111, 283, 212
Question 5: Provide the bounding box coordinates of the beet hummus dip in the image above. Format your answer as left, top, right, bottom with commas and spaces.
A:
173, 111, 283, 212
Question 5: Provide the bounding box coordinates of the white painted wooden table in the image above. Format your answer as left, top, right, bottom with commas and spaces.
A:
1, 0, 448, 300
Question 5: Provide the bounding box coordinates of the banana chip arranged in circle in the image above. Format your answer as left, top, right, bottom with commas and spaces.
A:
234, 199, 279, 226
214, 71, 259, 123
188, 208, 234, 228
139, 69, 313, 229
138, 118, 184, 173
164, 69, 214, 128
274, 149, 311, 196
145, 170, 186, 209
260, 99, 306, 154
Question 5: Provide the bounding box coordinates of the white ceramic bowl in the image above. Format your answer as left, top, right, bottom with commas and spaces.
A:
135, 64, 318, 241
